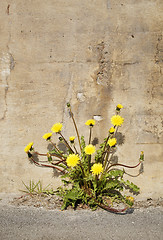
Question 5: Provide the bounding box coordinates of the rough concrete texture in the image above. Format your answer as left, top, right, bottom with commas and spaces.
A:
0, 202, 163, 240
0, 0, 163, 199
0, 194, 163, 240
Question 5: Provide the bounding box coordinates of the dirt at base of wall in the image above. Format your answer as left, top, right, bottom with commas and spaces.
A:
8, 193, 163, 211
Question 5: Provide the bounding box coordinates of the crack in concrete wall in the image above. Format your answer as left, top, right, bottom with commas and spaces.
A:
155, 34, 163, 64
0, 12, 15, 120
94, 41, 112, 87
0, 52, 15, 120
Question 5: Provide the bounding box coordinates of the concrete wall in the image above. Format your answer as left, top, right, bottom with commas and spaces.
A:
0, 0, 162, 199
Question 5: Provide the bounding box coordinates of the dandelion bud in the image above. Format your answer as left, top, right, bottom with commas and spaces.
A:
47, 153, 52, 162
116, 104, 123, 111
109, 127, 115, 134
69, 136, 75, 144
140, 151, 144, 161
67, 102, 71, 108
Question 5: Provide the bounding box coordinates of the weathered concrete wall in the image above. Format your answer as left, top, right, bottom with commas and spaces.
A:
0, 0, 163, 199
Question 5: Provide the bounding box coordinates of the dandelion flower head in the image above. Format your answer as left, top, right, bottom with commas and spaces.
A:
42, 132, 52, 140
108, 138, 117, 147
91, 163, 103, 175
85, 119, 95, 126
117, 104, 123, 109
111, 115, 124, 126
66, 154, 80, 167
69, 136, 75, 142
51, 122, 63, 133
84, 144, 96, 155
24, 142, 33, 153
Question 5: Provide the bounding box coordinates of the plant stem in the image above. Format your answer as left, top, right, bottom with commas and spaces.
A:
30, 156, 65, 173
50, 140, 66, 159
79, 162, 88, 190
88, 127, 92, 144
34, 151, 64, 161
69, 107, 82, 152
59, 132, 74, 153
73, 144, 78, 154
103, 147, 110, 171
107, 162, 141, 171
86, 154, 91, 173
101, 134, 110, 163
124, 171, 142, 177
52, 159, 66, 165
105, 151, 114, 170
79, 162, 85, 177
95, 175, 98, 187
101, 126, 119, 162
85, 189, 128, 213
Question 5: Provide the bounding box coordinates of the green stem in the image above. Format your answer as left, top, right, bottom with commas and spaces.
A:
34, 151, 64, 161
95, 175, 98, 198
87, 154, 91, 173
79, 162, 88, 190
59, 132, 74, 153
101, 126, 119, 162
69, 107, 82, 152
50, 140, 66, 159
105, 151, 114, 170
103, 146, 111, 171
88, 127, 92, 144
73, 144, 78, 154
79, 162, 85, 177
101, 134, 110, 163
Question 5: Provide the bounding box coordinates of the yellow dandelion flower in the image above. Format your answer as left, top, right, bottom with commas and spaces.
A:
108, 138, 117, 147
111, 115, 124, 126
109, 127, 115, 134
91, 163, 103, 175
85, 119, 95, 126
42, 132, 52, 140
126, 196, 134, 203
84, 144, 96, 155
51, 122, 62, 133
116, 104, 123, 109
24, 142, 33, 153
69, 136, 75, 143
66, 154, 80, 167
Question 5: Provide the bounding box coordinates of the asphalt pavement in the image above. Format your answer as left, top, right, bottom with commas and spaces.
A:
0, 194, 163, 240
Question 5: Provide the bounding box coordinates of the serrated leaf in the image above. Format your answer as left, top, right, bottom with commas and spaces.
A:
106, 169, 124, 178
58, 163, 67, 169
49, 149, 58, 154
